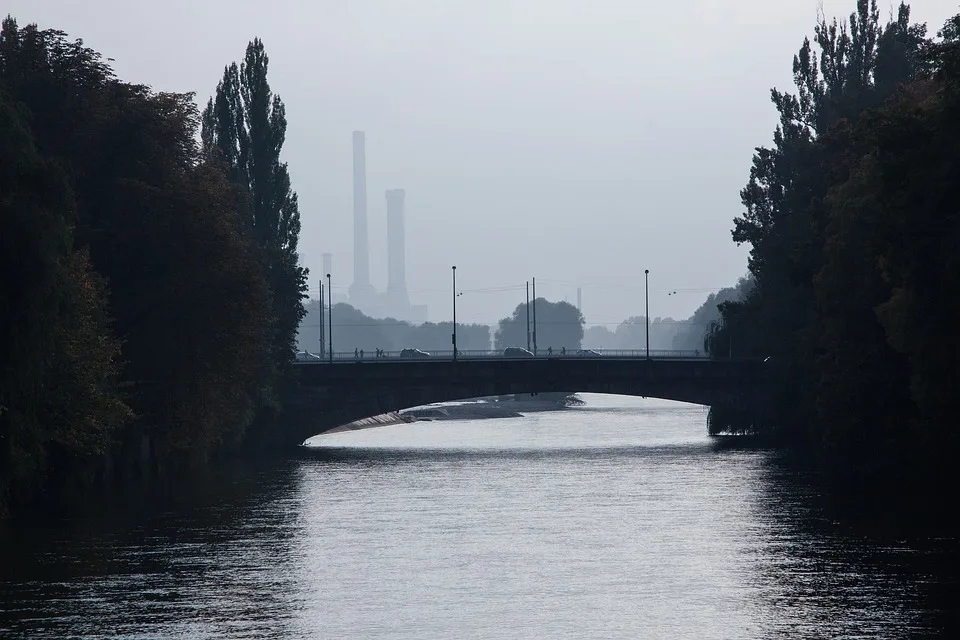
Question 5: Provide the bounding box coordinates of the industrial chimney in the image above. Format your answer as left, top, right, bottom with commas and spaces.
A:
349, 131, 373, 303
385, 189, 409, 314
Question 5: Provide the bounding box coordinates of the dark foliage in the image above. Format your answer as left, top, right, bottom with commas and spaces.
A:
297, 301, 491, 353
0, 88, 130, 513
0, 17, 301, 514
495, 299, 584, 352
201, 39, 309, 372
710, 3, 960, 478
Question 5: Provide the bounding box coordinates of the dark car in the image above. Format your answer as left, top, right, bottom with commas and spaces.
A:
399, 348, 431, 358
503, 347, 534, 357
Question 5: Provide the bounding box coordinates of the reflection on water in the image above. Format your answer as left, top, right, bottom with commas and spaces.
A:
0, 396, 956, 639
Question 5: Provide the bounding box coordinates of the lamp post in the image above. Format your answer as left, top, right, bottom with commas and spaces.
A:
452, 266, 457, 361
644, 269, 650, 360
532, 277, 538, 355
319, 280, 325, 358
526, 281, 531, 352
327, 273, 333, 363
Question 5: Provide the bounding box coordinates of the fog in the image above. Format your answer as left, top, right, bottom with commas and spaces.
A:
10, 0, 957, 327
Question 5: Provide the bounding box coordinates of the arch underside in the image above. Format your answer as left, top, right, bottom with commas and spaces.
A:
284, 366, 768, 446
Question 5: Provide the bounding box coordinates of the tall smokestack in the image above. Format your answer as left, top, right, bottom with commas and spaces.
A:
350, 131, 372, 298
385, 189, 408, 306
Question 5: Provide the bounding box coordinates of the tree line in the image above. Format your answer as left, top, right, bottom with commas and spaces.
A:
296, 287, 757, 355
706, 2, 960, 481
0, 18, 307, 515
297, 301, 491, 353
295, 297, 585, 353
576, 278, 752, 353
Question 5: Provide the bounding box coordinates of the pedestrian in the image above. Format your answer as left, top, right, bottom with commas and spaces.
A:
354, 347, 359, 359
360, 348, 364, 359
561, 347, 566, 356
547, 346, 553, 356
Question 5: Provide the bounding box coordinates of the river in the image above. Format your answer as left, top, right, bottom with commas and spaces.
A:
1, 395, 957, 638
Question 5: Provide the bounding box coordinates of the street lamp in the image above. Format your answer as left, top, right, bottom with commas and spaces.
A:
644, 269, 650, 360
327, 273, 333, 363
452, 266, 457, 360
319, 280, 325, 358
532, 276, 537, 355
526, 281, 531, 352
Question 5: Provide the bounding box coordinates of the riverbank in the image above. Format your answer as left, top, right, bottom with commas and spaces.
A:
322, 411, 418, 434
316, 395, 583, 436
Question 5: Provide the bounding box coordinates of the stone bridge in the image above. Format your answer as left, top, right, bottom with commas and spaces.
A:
278, 357, 771, 446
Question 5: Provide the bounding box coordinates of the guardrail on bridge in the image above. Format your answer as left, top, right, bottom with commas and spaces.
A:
295, 348, 710, 363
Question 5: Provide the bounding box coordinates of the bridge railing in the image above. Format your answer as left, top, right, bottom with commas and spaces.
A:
295, 348, 710, 363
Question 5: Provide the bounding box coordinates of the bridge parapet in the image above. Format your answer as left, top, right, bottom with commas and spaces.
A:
297, 349, 707, 362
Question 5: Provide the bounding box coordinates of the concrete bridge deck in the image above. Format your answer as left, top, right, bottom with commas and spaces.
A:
282, 357, 770, 447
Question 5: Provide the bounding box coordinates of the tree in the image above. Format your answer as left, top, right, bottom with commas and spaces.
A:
705, 3, 960, 486
612, 316, 684, 351
714, 1, 932, 450
202, 39, 309, 369
0, 88, 130, 513
1, 16, 280, 479
583, 325, 617, 349
495, 299, 583, 351
297, 301, 491, 354
671, 277, 752, 351
839, 22, 960, 465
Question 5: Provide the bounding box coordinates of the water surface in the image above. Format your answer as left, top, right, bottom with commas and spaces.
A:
1, 396, 956, 638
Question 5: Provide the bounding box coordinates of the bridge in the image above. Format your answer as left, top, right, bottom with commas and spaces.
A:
296, 348, 706, 362
278, 352, 771, 447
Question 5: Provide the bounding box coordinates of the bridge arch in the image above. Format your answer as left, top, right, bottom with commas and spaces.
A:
281, 358, 770, 447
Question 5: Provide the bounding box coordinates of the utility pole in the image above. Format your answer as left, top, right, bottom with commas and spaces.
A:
319, 280, 325, 358
644, 269, 650, 360
532, 277, 538, 355
526, 281, 531, 352
452, 266, 457, 361
327, 273, 333, 363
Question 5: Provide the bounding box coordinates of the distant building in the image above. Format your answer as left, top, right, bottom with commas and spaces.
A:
347, 131, 376, 310
341, 132, 427, 322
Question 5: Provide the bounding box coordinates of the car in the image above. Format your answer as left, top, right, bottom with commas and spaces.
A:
576, 349, 602, 357
296, 351, 322, 361
503, 347, 534, 357
399, 348, 431, 358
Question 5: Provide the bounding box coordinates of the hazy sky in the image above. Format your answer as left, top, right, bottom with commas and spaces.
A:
10, 1, 958, 327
